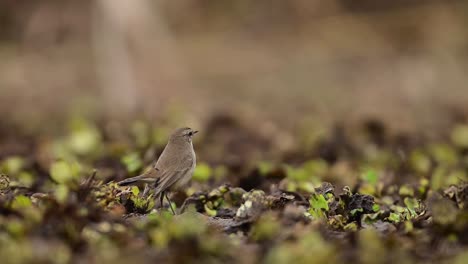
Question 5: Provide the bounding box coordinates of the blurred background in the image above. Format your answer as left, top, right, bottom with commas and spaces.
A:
2, 3, 468, 262
1, 0, 468, 136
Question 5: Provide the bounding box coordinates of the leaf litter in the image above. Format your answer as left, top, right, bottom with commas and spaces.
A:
1, 116, 468, 263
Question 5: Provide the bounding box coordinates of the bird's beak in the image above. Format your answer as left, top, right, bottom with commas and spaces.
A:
193, 130, 199, 135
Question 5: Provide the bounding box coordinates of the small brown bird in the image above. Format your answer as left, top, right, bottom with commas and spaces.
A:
118, 127, 198, 214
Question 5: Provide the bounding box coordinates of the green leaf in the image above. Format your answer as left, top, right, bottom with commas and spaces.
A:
429, 166, 466, 191
399, 185, 414, 196
258, 161, 273, 175
285, 165, 308, 182
388, 212, 400, 223
429, 144, 458, 166
193, 163, 212, 182
131, 186, 140, 196
309, 193, 329, 219
204, 204, 217, 217
130, 195, 155, 213
17, 172, 34, 188
50, 160, 80, 184
344, 222, 358, 231
372, 204, 380, 212
121, 152, 143, 174
54, 184, 69, 203
67, 118, 101, 155
285, 160, 327, 183
251, 213, 280, 241
1, 156, 25, 175
404, 221, 414, 233
303, 159, 328, 178
409, 150, 431, 174
11, 195, 32, 209
361, 169, 378, 185
404, 197, 420, 218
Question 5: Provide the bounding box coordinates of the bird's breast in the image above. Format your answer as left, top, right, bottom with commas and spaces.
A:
173, 144, 196, 190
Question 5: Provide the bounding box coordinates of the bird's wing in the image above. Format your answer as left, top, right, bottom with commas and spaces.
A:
119, 142, 194, 190
153, 168, 191, 196
117, 168, 159, 186
153, 146, 194, 195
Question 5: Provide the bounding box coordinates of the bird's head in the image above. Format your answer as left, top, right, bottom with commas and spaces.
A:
170, 127, 198, 143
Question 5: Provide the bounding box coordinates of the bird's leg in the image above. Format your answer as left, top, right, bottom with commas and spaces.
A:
159, 192, 164, 210
142, 183, 150, 198
165, 193, 176, 215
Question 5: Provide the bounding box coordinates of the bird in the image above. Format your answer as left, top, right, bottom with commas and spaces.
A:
118, 127, 198, 214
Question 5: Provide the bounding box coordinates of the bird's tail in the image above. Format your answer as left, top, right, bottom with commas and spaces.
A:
117, 174, 155, 186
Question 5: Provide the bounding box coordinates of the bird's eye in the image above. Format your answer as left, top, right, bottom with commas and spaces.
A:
188, 131, 193, 136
